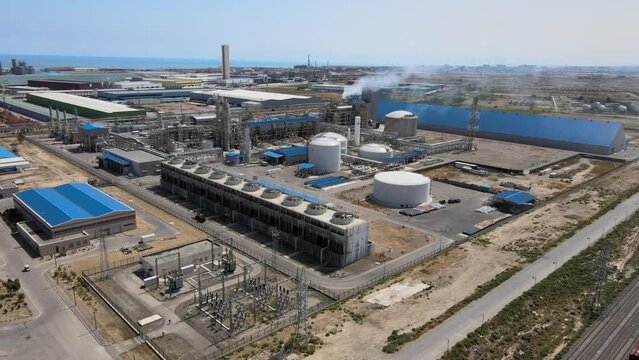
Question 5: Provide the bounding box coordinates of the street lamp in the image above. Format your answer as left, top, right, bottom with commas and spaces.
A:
553, 261, 557, 271
532, 275, 537, 285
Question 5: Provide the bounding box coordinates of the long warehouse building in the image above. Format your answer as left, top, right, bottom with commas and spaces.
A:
13, 183, 136, 256
160, 159, 371, 267
27, 92, 145, 119
376, 98, 626, 155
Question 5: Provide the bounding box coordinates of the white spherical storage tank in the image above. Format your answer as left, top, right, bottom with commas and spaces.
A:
308, 137, 341, 173
359, 143, 394, 162
373, 171, 431, 208
314, 132, 348, 153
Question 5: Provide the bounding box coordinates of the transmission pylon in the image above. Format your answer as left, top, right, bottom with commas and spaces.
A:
464, 97, 480, 151
97, 228, 109, 279
294, 268, 310, 344
587, 237, 611, 317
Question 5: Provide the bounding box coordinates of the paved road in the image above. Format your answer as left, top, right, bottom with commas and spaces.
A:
563, 271, 639, 360
393, 192, 639, 360
0, 216, 111, 360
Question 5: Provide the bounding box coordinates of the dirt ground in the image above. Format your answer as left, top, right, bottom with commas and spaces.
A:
235, 159, 639, 360
419, 157, 619, 200
369, 221, 434, 259
0, 284, 32, 324
119, 344, 159, 360
336, 184, 394, 215
0, 139, 92, 189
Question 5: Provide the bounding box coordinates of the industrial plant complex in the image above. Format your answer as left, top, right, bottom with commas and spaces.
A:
2, 39, 639, 360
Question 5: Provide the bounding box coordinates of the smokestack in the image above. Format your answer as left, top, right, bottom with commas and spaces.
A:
354, 116, 361, 146
221, 44, 230, 80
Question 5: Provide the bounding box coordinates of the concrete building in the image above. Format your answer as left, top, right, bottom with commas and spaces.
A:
13, 183, 136, 256
78, 124, 109, 152
0, 183, 18, 198
0, 146, 30, 173
190, 89, 320, 108
98, 148, 164, 177
222, 44, 230, 80
140, 240, 221, 278
160, 162, 371, 267
28, 79, 102, 90
27, 92, 145, 119
112, 81, 163, 90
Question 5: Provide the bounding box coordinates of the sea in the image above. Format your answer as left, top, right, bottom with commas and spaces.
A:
0, 53, 298, 86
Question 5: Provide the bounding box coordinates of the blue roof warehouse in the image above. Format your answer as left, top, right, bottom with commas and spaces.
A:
13, 183, 136, 256
376, 99, 626, 155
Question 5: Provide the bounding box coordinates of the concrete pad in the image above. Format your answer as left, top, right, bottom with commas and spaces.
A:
364, 282, 431, 307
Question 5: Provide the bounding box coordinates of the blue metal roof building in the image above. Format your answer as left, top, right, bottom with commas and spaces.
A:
494, 190, 536, 205
14, 183, 134, 228
79, 124, 106, 131
376, 99, 626, 155
0, 146, 17, 159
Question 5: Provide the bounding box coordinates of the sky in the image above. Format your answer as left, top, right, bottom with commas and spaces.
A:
2, 0, 638, 66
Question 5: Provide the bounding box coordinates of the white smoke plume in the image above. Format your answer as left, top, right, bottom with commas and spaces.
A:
341, 68, 416, 99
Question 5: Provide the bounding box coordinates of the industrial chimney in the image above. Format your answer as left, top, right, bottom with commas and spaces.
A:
221, 44, 230, 80
354, 116, 361, 146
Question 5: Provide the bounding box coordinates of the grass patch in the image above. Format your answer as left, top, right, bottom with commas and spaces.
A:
441, 211, 639, 359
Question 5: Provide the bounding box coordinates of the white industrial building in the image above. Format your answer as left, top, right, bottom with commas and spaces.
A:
308, 137, 341, 174
0, 146, 29, 173
358, 143, 394, 162
160, 159, 371, 267
384, 110, 418, 138
112, 81, 163, 90
373, 171, 431, 208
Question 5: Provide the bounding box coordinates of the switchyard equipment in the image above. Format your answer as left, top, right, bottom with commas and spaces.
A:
373, 171, 432, 208
160, 162, 371, 267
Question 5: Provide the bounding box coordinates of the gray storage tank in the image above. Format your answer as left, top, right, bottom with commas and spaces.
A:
384, 110, 418, 138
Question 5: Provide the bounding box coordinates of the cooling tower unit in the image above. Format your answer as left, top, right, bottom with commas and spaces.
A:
314, 132, 348, 154
384, 110, 418, 138
308, 137, 341, 174
373, 171, 431, 208
358, 143, 394, 162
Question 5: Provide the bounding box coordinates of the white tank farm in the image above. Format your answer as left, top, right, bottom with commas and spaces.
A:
314, 132, 348, 153
384, 110, 418, 138
373, 171, 431, 208
308, 137, 341, 173
358, 143, 394, 162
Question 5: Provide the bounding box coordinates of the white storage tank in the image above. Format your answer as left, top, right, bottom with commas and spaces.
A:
384, 110, 418, 138
314, 132, 348, 154
373, 171, 431, 208
309, 137, 341, 174
359, 143, 394, 162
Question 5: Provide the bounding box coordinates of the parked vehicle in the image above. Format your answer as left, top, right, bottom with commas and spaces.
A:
447, 198, 461, 204
22, 264, 30, 272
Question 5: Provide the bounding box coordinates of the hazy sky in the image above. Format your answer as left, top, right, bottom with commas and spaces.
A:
2, 0, 638, 66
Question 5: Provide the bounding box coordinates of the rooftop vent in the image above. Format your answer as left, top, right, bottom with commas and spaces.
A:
181, 160, 197, 169
331, 212, 354, 225
209, 171, 226, 180
261, 188, 282, 199
242, 182, 261, 192
225, 176, 243, 186
168, 157, 184, 165
305, 203, 327, 215
282, 195, 303, 207
195, 166, 211, 174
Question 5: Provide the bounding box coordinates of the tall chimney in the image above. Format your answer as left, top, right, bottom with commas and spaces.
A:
221, 44, 230, 80
354, 116, 361, 146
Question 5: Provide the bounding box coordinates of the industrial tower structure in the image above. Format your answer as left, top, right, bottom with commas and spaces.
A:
222, 44, 230, 80
464, 96, 480, 151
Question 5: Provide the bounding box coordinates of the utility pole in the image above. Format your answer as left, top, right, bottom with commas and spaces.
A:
588, 237, 611, 318
294, 268, 310, 344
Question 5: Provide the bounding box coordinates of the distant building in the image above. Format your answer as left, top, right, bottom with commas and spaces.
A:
190, 89, 320, 108
14, 183, 136, 256
0, 146, 30, 173
78, 124, 110, 152
10, 59, 35, 75
112, 81, 163, 90
28, 79, 103, 90
27, 92, 145, 119
98, 148, 164, 177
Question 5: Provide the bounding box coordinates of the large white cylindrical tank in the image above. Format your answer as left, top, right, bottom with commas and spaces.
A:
314, 132, 348, 154
309, 137, 341, 173
359, 143, 394, 161
384, 110, 418, 138
373, 171, 431, 208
